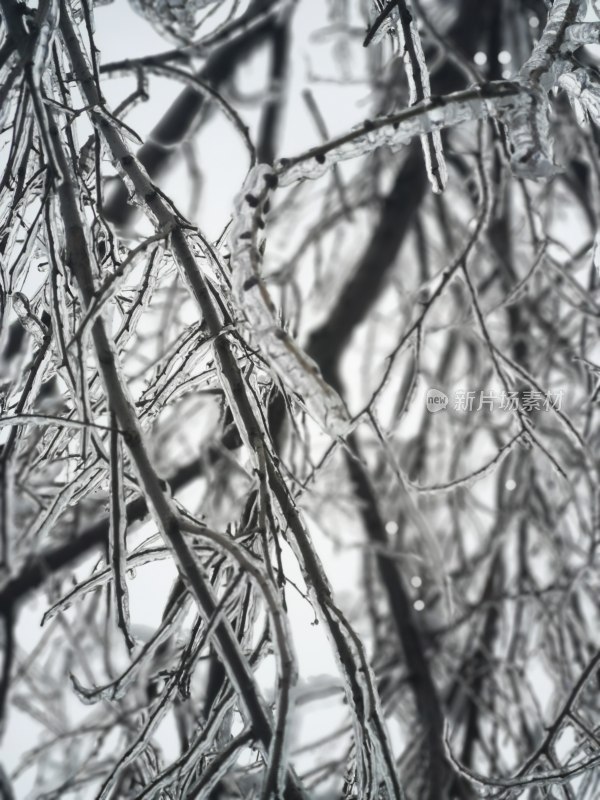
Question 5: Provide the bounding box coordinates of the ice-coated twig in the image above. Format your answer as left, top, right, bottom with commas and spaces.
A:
179, 516, 299, 800
41, 547, 173, 627
445, 645, 600, 797
108, 413, 135, 651
91, 582, 242, 800
31, 0, 60, 88
276, 83, 520, 186
364, 0, 400, 46
228, 164, 351, 437
559, 68, 600, 126
69, 585, 190, 704
445, 722, 600, 794
409, 432, 525, 494
366, 1, 447, 192
128, 687, 240, 798
181, 730, 254, 799
520, 0, 582, 84
503, 0, 581, 178
265, 457, 404, 800
562, 21, 600, 50
12, 292, 48, 348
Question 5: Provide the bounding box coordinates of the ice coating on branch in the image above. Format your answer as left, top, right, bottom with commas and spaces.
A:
512, 0, 600, 173
562, 22, 600, 50
231, 3, 600, 216
396, 1, 447, 192
69, 595, 188, 703
368, 0, 400, 44
502, 0, 582, 178
278, 93, 500, 187
25, 464, 105, 544
559, 68, 600, 126
31, 0, 60, 87
502, 90, 557, 179
368, 0, 447, 192
520, 0, 582, 85
229, 165, 350, 437
12, 293, 47, 346
273, 1, 600, 188
42, 548, 172, 626
139, 325, 211, 423
593, 233, 600, 277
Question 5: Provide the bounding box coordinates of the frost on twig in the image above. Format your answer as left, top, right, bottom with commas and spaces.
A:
228, 165, 350, 438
